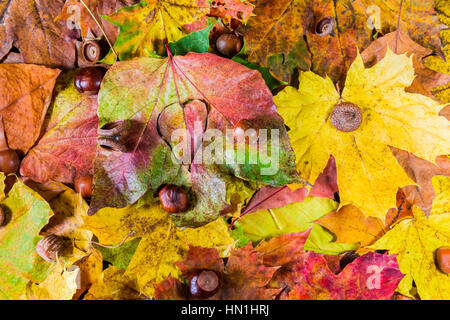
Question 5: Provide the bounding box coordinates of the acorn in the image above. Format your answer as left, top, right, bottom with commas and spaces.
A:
74, 66, 106, 95
216, 33, 243, 58
36, 234, 69, 262
315, 17, 335, 36
97, 120, 128, 153
159, 185, 188, 213
436, 247, 450, 274
189, 270, 220, 299
330, 102, 363, 132
75, 175, 93, 198
81, 40, 102, 63
0, 116, 19, 175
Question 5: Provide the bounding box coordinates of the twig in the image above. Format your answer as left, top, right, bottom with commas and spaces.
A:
268, 208, 282, 230
91, 230, 136, 249
394, 0, 404, 54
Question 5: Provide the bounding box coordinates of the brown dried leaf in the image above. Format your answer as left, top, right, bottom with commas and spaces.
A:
0, 64, 60, 153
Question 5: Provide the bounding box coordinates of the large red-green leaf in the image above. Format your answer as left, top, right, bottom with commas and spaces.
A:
90, 52, 299, 227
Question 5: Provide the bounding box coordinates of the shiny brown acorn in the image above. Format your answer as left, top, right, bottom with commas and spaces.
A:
159, 185, 188, 213
36, 234, 69, 262
74, 66, 106, 95
75, 175, 94, 198
189, 270, 220, 298
0, 116, 19, 174
436, 247, 450, 274
216, 33, 243, 58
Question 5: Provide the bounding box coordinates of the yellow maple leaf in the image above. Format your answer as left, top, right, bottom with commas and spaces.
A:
274, 49, 450, 222
84, 266, 142, 300
84, 203, 235, 297
25, 263, 80, 300
368, 177, 450, 300
430, 175, 450, 215
317, 204, 386, 248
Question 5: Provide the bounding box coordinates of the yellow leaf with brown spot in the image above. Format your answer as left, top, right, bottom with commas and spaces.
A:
274, 49, 450, 223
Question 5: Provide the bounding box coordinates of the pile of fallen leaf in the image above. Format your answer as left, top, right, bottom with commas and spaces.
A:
0, 0, 449, 300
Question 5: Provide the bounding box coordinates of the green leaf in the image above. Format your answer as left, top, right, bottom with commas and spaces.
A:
0, 177, 54, 299
232, 55, 286, 91
98, 238, 142, 270
304, 224, 360, 255
168, 21, 215, 56
238, 196, 338, 242
231, 222, 251, 248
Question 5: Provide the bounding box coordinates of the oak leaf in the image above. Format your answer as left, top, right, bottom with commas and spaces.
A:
274, 49, 450, 223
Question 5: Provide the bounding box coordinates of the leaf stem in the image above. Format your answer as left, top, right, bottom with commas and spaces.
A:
268, 208, 282, 230
394, 0, 404, 54
79, 0, 118, 60
91, 230, 136, 249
